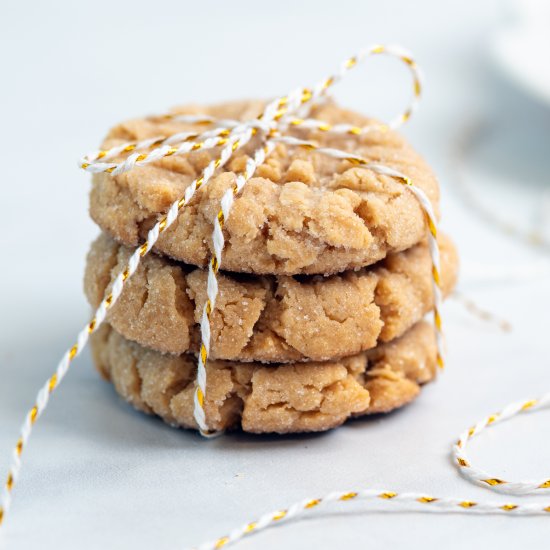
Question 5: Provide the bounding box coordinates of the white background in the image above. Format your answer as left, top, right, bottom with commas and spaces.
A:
1, 1, 550, 549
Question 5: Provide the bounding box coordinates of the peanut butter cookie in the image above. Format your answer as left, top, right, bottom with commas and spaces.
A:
84, 233, 457, 362
89, 100, 440, 275
91, 321, 437, 434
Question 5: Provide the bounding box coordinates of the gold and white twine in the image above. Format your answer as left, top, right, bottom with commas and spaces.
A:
189, 391, 550, 550
1, 44, 547, 547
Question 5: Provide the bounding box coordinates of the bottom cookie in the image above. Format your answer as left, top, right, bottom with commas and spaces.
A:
91, 321, 437, 434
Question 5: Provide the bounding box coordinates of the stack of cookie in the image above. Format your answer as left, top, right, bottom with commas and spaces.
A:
86, 101, 458, 434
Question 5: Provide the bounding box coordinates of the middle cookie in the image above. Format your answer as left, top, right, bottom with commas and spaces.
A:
84, 233, 458, 363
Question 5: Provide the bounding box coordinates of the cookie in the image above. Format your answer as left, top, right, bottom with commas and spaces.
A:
91, 320, 437, 434
84, 233, 458, 362
89, 100, 440, 275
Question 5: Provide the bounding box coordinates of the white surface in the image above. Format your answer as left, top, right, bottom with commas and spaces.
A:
1, 1, 550, 549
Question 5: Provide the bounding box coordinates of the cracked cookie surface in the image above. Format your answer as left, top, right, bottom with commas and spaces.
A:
89, 100, 440, 275
91, 321, 437, 434
84, 233, 458, 362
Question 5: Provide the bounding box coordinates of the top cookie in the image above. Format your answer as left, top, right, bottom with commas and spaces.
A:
89, 100, 440, 275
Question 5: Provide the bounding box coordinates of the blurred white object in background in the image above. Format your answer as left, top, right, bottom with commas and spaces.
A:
448, 0, 550, 266
491, 0, 550, 106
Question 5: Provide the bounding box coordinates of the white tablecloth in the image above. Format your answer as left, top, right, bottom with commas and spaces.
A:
1, 1, 550, 548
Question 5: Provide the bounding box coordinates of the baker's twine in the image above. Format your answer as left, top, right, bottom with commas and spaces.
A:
1, 45, 547, 550
190, 385, 550, 548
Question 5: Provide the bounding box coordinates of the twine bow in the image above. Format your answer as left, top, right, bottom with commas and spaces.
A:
1, 44, 549, 550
